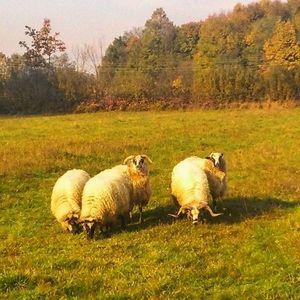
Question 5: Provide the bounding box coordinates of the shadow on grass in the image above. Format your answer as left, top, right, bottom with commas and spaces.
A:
128, 197, 300, 230
213, 196, 300, 225
125, 204, 176, 233
91, 205, 176, 239
93, 197, 300, 238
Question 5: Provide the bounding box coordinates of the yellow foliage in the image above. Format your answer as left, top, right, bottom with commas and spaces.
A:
171, 76, 183, 90
263, 20, 300, 69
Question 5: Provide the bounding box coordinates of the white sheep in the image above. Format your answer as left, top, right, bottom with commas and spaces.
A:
80, 154, 152, 239
51, 169, 90, 233
181, 154, 227, 211
170, 157, 223, 224
123, 154, 152, 223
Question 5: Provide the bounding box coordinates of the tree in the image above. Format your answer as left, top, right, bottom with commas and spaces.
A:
175, 22, 201, 58
262, 20, 300, 100
263, 19, 300, 69
288, 0, 300, 39
133, 8, 177, 99
19, 19, 66, 68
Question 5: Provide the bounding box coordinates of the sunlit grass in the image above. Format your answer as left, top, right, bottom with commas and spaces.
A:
0, 108, 300, 299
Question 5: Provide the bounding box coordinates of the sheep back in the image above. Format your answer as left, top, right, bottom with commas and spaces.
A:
51, 169, 90, 229
185, 156, 226, 200
171, 158, 211, 208
80, 165, 133, 226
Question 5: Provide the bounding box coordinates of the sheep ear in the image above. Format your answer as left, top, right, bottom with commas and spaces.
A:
179, 205, 191, 215
141, 155, 153, 164
73, 213, 79, 220
123, 155, 134, 165
206, 156, 215, 166
177, 207, 185, 216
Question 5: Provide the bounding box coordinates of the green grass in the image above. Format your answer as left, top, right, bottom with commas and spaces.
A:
0, 109, 300, 299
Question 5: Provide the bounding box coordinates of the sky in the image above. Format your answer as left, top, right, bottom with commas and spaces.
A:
1, 0, 256, 58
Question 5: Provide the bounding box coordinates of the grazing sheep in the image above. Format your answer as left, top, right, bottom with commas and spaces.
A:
80, 154, 152, 239
170, 157, 223, 225
80, 165, 133, 239
123, 154, 152, 223
51, 169, 90, 233
181, 154, 227, 211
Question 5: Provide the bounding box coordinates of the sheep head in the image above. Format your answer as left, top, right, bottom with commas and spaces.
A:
63, 213, 81, 234
169, 203, 223, 224
81, 220, 97, 240
207, 152, 226, 172
169, 204, 200, 225
123, 154, 153, 175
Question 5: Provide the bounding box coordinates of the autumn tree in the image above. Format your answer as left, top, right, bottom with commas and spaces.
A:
288, 0, 300, 40
264, 19, 300, 68
19, 19, 66, 68
99, 8, 178, 100
193, 5, 256, 102
134, 8, 178, 98
262, 19, 300, 99
175, 22, 201, 58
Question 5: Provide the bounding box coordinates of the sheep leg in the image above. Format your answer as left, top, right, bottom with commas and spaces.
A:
213, 198, 217, 212
171, 195, 180, 208
120, 215, 126, 229
104, 225, 112, 237
139, 206, 144, 223
129, 211, 133, 223
200, 209, 207, 224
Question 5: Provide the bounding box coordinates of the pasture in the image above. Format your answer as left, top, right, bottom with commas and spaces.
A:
0, 109, 300, 299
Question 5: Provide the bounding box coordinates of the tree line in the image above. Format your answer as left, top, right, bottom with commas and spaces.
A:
1, 0, 300, 114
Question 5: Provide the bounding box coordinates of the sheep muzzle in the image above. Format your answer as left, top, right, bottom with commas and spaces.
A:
83, 222, 96, 240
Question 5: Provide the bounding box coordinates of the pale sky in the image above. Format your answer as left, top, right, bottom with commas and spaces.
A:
1, 0, 256, 57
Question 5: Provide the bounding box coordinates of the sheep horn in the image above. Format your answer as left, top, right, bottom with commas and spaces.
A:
205, 205, 223, 217
178, 205, 191, 215
141, 155, 153, 164
168, 213, 179, 218
168, 205, 187, 218
123, 155, 134, 165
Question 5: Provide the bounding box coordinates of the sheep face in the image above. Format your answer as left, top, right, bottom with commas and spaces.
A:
61, 219, 80, 233
209, 152, 224, 168
178, 205, 200, 225
133, 155, 148, 173
83, 221, 97, 239
62, 216, 81, 234
123, 154, 152, 175
189, 207, 200, 225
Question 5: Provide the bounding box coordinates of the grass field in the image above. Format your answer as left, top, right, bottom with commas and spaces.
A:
1, 109, 300, 299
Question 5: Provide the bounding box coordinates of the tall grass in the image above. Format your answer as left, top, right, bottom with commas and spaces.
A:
1, 109, 300, 299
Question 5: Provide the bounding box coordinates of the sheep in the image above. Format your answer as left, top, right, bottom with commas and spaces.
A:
51, 169, 90, 233
80, 154, 152, 239
123, 154, 152, 223
203, 152, 227, 210
180, 154, 227, 211
170, 157, 224, 225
